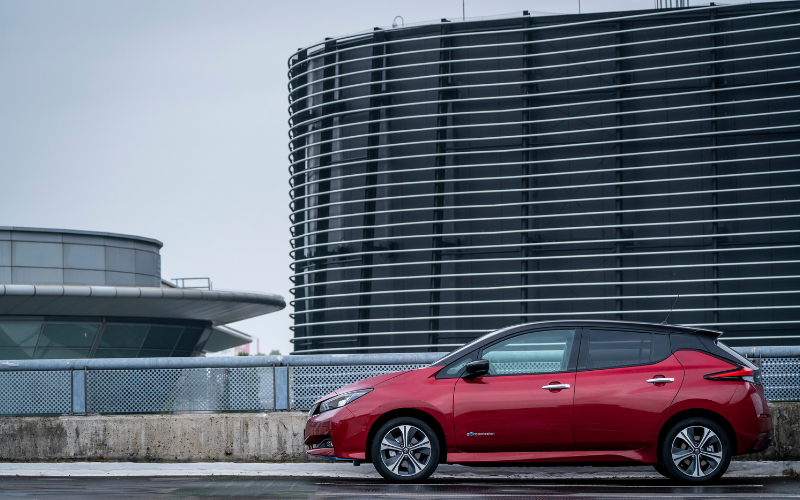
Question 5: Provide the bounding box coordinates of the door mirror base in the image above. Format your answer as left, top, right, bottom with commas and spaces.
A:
462, 359, 490, 378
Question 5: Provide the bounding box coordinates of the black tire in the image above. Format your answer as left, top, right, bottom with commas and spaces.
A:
652, 462, 671, 478
659, 417, 732, 483
370, 417, 440, 483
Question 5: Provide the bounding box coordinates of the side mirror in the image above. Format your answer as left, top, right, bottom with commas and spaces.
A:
462, 359, 490, 378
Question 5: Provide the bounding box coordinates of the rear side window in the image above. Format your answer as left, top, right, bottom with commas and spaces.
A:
480, 329, 576, 376
581, 330, 670, 370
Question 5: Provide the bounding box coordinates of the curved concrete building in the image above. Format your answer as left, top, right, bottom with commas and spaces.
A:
0, 227, 285, 359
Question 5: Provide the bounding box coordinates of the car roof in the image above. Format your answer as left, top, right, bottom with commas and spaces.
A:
501, 319, 722, 337
432, 319, 722, 367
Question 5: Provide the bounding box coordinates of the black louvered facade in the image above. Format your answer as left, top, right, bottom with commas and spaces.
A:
288, 2, 800, 353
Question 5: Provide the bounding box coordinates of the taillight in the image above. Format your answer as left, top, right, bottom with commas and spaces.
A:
705, 366, 756, 383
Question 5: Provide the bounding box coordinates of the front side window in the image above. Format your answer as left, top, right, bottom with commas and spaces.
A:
481, 329, 576, 376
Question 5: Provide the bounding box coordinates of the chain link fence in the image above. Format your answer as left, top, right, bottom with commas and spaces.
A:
0, 352, 796, 416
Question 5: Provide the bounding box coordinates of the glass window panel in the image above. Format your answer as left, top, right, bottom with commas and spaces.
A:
446, 356, 474, 375
94, 348, 139, 358
0, 347, 34, 359
138, 349, 171, 358
39, 324, 99, 348
0, 322, 41, 347
481, 329, 575, 376
653, 333, 671, 362
141, 327, 183, 350
99, 325, 148, 349
171, 350, 192, 357
585, 330, 653, 370
34, 348, 90, 359
174, 328, 203, 351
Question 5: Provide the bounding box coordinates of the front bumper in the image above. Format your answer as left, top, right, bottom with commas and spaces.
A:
304, 406, 369, 461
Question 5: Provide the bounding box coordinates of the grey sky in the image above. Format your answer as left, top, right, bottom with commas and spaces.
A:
0, 0, 778, 354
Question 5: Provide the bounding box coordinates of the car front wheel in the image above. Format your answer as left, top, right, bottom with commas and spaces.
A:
659, 417, 731, 483
370, 417, 440, 483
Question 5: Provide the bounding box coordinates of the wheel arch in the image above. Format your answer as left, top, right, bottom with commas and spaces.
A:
365, 408, 447, 463
656, 408, 738, 462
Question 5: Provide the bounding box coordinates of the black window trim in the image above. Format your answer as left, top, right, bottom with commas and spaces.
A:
577, 327, 672, 372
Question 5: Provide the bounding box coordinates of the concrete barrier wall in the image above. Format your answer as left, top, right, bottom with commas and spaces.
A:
0, 413, 310, 462
0, 403, 796, 463
739, 403, 800, 462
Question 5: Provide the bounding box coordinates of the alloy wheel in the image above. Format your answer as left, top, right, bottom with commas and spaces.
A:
670, 425, 724, 478
379, 425, 432, 477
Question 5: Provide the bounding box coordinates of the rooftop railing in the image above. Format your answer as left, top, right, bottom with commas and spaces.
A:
0, 348, 796, 416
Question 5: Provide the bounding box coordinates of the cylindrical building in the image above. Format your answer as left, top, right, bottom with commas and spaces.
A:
288, 2, 800, 353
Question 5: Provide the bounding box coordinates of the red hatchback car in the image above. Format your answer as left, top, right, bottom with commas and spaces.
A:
305, 320, 772, 483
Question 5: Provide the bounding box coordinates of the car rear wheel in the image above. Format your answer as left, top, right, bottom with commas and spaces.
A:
371, 417, 440, 483
659, 417, 731, 483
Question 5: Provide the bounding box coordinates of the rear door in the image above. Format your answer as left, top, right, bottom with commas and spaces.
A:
573, 328, 683, 450
453, 328, 579, 452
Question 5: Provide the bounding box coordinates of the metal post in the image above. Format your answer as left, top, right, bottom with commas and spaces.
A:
274, 366, 289, 410
69, 366, 73, 415
71, 368, 86, 415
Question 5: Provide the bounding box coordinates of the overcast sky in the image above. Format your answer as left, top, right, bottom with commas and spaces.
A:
0, 0, 782, 354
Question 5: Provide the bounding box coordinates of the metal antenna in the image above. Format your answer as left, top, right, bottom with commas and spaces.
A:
661, 295, 681, 325
463, 0, 465, 20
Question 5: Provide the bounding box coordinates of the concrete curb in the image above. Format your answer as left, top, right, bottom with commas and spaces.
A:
0, 461, 796, 478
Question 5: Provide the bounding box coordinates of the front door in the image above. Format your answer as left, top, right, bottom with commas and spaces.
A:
453, 328, 579, 453
573, 328, 684, 450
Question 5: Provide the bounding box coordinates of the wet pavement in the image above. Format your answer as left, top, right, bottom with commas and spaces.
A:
0, 475, 798, 500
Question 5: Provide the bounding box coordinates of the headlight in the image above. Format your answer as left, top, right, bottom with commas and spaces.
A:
310, 389, 372, 417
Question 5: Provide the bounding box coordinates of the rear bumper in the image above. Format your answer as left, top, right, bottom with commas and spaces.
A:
741, 414, 773, 453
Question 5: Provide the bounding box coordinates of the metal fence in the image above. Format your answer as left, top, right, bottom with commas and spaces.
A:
0, 349, 796, 416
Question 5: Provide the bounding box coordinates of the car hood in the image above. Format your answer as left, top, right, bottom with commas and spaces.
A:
310, 369, 415, 406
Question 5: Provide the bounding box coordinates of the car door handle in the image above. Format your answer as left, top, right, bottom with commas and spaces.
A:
646, 377, 675, 383
542, 384, 571, 390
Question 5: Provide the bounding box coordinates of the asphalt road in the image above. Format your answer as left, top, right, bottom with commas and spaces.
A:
0, 476, 798, 500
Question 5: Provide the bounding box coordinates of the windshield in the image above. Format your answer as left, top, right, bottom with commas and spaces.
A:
433, 325, 518, 364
